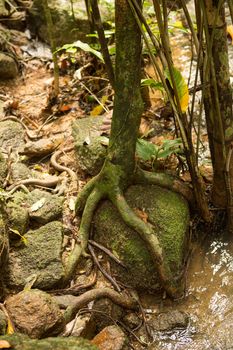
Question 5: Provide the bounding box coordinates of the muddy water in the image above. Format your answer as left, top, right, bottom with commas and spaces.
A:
144, 235, 233, 349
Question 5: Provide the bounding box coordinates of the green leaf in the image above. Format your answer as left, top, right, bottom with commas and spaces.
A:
136, 139, 159, 161
9, 228, 28, 246
57, 40, 103, 61
141, 79, 164, 91
164, 66, 189, 113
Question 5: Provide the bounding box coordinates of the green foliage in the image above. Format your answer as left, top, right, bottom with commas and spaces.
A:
141, 78, 164, 91
136, 138, 182, 162
57, 40, 103, 61
164, 66, 189, 113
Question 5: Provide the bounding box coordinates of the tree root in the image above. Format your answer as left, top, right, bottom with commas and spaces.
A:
60, 288, 138, 323
134, 168, 194, 204
64, 168, 188, 298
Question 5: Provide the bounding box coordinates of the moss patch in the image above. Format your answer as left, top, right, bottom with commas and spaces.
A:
94, 185, 189, 290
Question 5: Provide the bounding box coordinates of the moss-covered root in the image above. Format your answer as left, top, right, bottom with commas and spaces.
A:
134, 168, 194, 205
75, 174, 100, 213
112, 190, 185, 298
64, 188, 103, 283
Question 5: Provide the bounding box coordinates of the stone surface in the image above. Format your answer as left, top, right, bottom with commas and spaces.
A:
7, 189, 64, 235
5, 289, 64, 338
92, 325, 128, 350
72, 116, 107, 175
94, 184, 189, 291
11, 163, 32, 182
0, 52, 18, 79
150, 310, 189, 332
0, 120, 25, 152
0, 151, 7, 186
0, 334, 99, 349
0, 310, 7, 335
28, 0, 90, 46
6, 221, 64, 290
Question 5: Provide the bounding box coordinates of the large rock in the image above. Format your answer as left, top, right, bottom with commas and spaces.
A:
0, 52, 18, 79
94, 184, 189, 291
28, 0, 90, 46
0, 120, 25, 152
6, 221, 64, 290
92, 325, 128, 350
0, 334, 99, 350
5, 289, 64, 338
72, 116, 107, 175
7, 189, 64, 235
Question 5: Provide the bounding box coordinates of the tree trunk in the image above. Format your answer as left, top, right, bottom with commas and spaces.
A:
201, 1, 233, 225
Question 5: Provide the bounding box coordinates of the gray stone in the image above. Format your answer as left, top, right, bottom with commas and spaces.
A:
0, 334, 99, 350
0, 151, 7, 186
0, 310, 7, 335
0, 120, 25, 153
28, 0, 91, 46
11, 163, 32, 182
5, 289, 64, 338
27, 189, 64, 224
72, 116, 107, 175
0, 52, 18, 79
7, 189, 64, 235
150, 310, 189, 332
94, 184, 189, 291
6, 221, 64, 290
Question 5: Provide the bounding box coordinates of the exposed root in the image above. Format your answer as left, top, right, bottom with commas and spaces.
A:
134, 168, 194, 204
64, 187, 104, 283
64, 167, 186, 298
75, 174, 100, 213
61, 287, 138, 323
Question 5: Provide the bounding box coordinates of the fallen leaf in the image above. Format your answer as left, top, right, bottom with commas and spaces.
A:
30, 198, 46, 212
227, 25, 233, 44
134, 208, 148, 223
0, 340, 11, 348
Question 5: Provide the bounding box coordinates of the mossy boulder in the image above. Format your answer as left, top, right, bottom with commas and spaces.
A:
94, 184, 189, 291
6, 189, 64, 235
0, 334, 98, 350
6, 221, 64, 290
72, 116, 107, 175
28, 0, 90, 46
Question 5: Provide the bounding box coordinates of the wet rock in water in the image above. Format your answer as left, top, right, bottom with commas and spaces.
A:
6, 221, 64, 290
0, 310, 7, 335
72, 116, 107, 175
5, 289, 64, 338
94, 185, 189, 291
0, 120, 25, 152
91, 325, 128, 350
0, 333, 99, 350
0, 52, 18, 79
150, 310, 189, 332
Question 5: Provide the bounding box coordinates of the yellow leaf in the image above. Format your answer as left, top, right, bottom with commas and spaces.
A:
90, 95, 108, 116
0, 340, 11, 348
227, 25, 233, 45
9, 228, 28, 246
165, 66, 189, 113
7, 319, 14, 335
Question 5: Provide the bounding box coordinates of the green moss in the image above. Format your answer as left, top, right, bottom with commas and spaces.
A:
94, 185, 189, 290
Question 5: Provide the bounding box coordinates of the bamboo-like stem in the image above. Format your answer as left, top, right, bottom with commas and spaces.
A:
91, 0, 115, 88
41, 0, 59, 97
